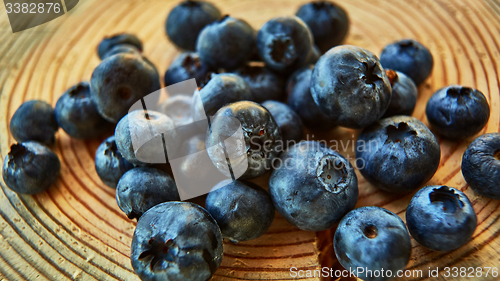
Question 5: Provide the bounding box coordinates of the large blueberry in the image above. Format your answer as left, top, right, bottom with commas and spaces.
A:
131, 202, 223, 281
462, 133, 500, 199
166, 0, 221, 51
90, 53, 161, 123
269, 141, 358, 231
2, 142, 60, 195
311, 45, 392, 129
380, 39, 433, 86
95, 136, 134, 188
426, 85, 490, 140
164, 52, 212, 86
205, 179, 275, 242
356, 116, 440, 193
262, 100, 304, 145
10, 100, 58, 146
196, 16, 254, 70
406, 185, 477, 251
334, 206, 411, 281
296, 1, 349, 53
97, 33, 143, 60
233, 63, 285, 102
382, 70, 418, 118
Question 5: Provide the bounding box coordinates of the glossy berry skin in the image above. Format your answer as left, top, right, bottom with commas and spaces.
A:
164, 52, 212, 86
206, 101, 282, 180
262, 100, 304, 144
166, 0, 221, 51
296, 1, 349, 53
10, 100, 58, 146
425, 85, 490, 140
462, 133, 500, 199
95, 136, 134, 188
287, 66, 336, 130
97, 33, 142, 60
382, 70, 418, 118
101, 44, 140, 60
380, 39, 433, 86
90, 53, 161, 123
334, 206, 411, 281
233, 63, 285, 102
356, 116, 440, 193
311, 45, 392, 129
269, 141, 358, 231
256, 16, 314, 73
55, 82, 113, 139
131, 202, 223, 281
197, 16, 254, 70
205, 180, 275, 242
116, 167, 179, 220
406, 185, 477, 251
2, 142, 60, 195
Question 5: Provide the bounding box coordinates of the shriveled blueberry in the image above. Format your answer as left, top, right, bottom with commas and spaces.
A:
233, 63, 285, 102
462, 133, 500, 199
334, 206, 411, 281
406, 185, 477, 251
382, 70, 418, 118
164, 52, 212, 86
131, 202, 223, 281
269, 141, 358, 231
380, 39, 433, 86
97, 33, 142, 60
262, 100, 304, 145
116, 167, 179, 220
95, 136, 134, 188
356, 116, 440, 193
55, 82, 113, 139
2, 142, 60, 194
90, 53, 161, 123
256, 16, 314, 73
426, 85, 490, 140
197, 16, 254, 70
311, 45, 392, 129
296, 1, 349, 53
10, 100, 58, 146
101, 44, 140, 60
205, 179, 275, 242
166, 0, 221, 51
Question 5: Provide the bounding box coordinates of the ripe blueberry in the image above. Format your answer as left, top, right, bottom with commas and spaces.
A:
95, 136, 134, 188
97, 33, 142, 60
382, 69, 418, 118
10, 100, 58, 146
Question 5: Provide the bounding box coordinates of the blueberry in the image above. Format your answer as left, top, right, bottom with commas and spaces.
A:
233, 63, 285, 102
256, 16, 314, 73
262, 100, 304, 145
95, 136, 134, 188
205, 179, 275, 242
382, 69, 418, 118
2, 142, 60, 195
311, 45, 392, 129
406, 185, 477, 251
164, 52, 212, 87
356, 116, 440, 193
197, 16, 254, 70
304, 44, 321, 65
116, 167, 179, 220
462, 133, 500, 199
425, 85, 490, 140
206, 101, 282, 179
286, 66, 336, 130
334, 206, 411, 281
97, 33, 142, 60
101, 44, 140, 60
166, 0, 221, 51
115, 110, 176, 166
55, 82, 114, 139
131, 202, 223, 281
380, 39, 433, 86
159, 94, 193, 127
9, 100, 58, 146
90, 53, 161, 123
269, 141, 358, 231
296, 1, 349, 53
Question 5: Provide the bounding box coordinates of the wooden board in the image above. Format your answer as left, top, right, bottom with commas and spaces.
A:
0, 0, 499, 280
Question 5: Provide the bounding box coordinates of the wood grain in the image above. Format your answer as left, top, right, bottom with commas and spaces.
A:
0, 0, 499, 280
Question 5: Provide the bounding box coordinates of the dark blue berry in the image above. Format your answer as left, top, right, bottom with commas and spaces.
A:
164, 52, 212, 87
101, 44, 140, 60
97, 33, 142, 60
233, 63, 285, 102
95, 136, 134, 188
262, 100, 304, 145
10, 100, 58, 146
382, 69, 418, 118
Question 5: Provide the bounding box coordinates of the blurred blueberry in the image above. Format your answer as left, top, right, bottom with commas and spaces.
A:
10, 100, 58, 146
95, 136, 134, 188
382, 69, 418, 118
262, 100, 304, 145
97, 33, 142, 60
164, 52, 212, 86
101, 44, 140, 60
233, 63, 285, 102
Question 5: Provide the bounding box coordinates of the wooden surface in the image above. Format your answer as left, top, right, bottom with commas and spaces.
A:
0, 0, 499, 280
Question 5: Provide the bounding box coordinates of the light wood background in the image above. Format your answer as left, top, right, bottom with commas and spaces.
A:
0, 0, 499, 280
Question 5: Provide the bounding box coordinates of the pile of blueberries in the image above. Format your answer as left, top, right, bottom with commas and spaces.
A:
2, 1, 499, 280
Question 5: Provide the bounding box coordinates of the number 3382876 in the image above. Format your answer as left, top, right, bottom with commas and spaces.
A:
6, 3, 61, 14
